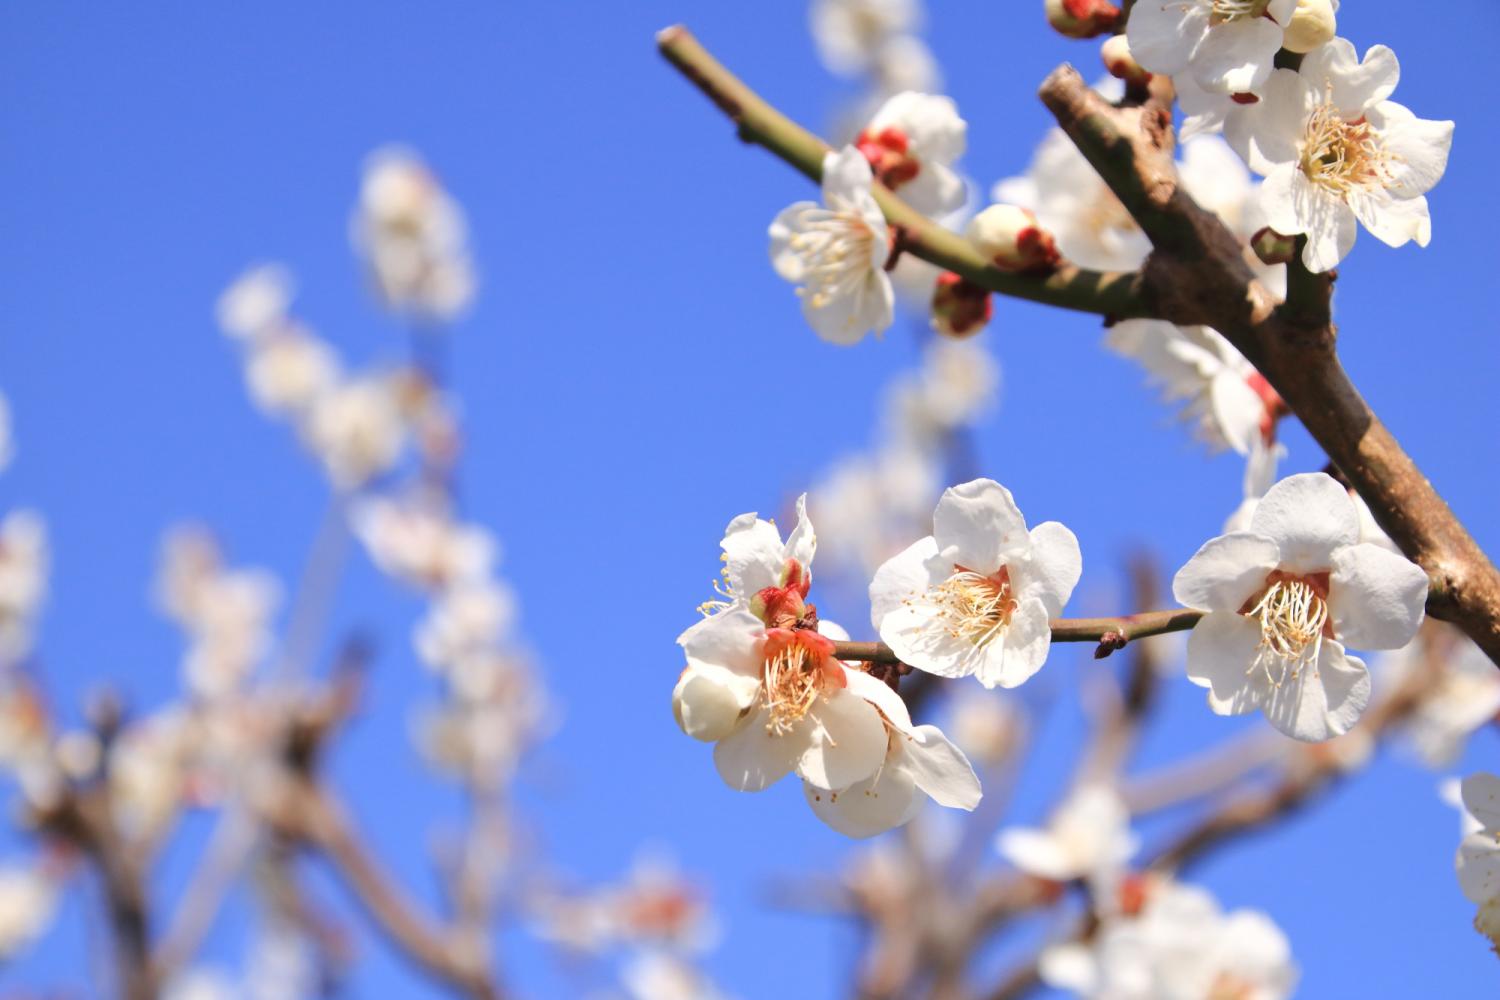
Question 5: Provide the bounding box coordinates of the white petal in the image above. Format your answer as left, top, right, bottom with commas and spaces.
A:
1189, 18, 1282, 95
1209, 369, 1264, 455
1172, 532, 1281, 612
879, 597, 985, 679
1249, 472, 1359, 572
1373, 104, 1454, 199
845, 667, 914, 733
1457, 834, 1500, 904
901, 724, 982, 810
1125, 1, 1201, 77
673, 665, 757, 742
1185, 611, 1264, 715
1328, 543, 1427, 650
899, 162, 967, 217
713, 708, 803, 791
768, 202, 818, 281
1038, 944, 1099, 994
869, 536, 941, 633
996, 828, 1073, 881
976, 597, 1052, 690
803, 269, 893, 345
719, 514, 786, 597
677, 605, 764, 679
1348, 190, 1431, 250
1013, 521, 1082, 618
821, 145, 876, 204
803, 767, 919, 839
1260, 641, 1370, 741
932, 478, 1030, 575
798, 688, 887, 790
1309, 40, 1399, 116
784, 493, 817, 581
1463, 774, 1500, 832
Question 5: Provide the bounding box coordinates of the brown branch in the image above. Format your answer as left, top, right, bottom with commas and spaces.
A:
1035, 64, 1500, 666
832, 608, 1202, 666
656, 25, 1150, 319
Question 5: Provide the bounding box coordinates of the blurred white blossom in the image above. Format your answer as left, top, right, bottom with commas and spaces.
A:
997, 785, 1138, 888
0, 511, 48, 667
303, 376, 408, 490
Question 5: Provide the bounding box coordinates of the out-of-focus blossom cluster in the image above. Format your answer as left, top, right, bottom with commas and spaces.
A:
811, 0, 940, 114
810, 337, 997, 580
351, 146, 476, 323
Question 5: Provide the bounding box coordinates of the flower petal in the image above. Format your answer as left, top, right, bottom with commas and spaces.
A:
677, 604, 764, 679
1373, 102, 1454, 199
673, 665, 757, 742
1302, 40, 1399, 116
879, 595, 985, 679
720, 514, 786, 597
1259, 641, 1370, 741
996, 827, 1073, 881
1185, 611, 1264, 715
784, 493, 817, 581
1249, 472, 1359, 572
1348, 190, 1431, 250
1013, 521, 1082, 618
803, 269, 893, 345
901, 724, 982, 810
1125, 1, 1202, 77
1463, 774, 1500, 833
768, 202, 819, 282
932, 478, 1030, 575
803, 767, 919, 839
869, 535, 941, 633
1328, 542, 1427, 650
1173, 532, 1281, 612
798, 688, 887, 790
1457, 834, 1500, 904
975, 597, 1051, 689
845, 666, 914, 733
713, 708, 803, 792
1188, 17, 1282, 95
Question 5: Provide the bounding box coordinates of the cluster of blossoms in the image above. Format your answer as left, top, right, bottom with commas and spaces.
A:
1455, 774, 1500, 952
351, 146, 476, 323
811, 0, 943, 127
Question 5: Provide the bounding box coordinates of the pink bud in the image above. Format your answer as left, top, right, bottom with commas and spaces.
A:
1045, 0, 1120, 39
931, 273, 992, 340
1101, 35, 1150, 87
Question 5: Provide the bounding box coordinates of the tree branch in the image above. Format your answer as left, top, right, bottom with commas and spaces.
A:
1035, 64, 1500, 666
831, 608, 1202, 666
656, 25, 1150, 318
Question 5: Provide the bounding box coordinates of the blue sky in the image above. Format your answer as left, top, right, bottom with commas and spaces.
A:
1, 2, 1498, 997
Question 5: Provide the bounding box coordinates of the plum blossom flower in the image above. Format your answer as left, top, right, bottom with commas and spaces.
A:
997, 785, 1138, 888
0, 863, 58, 959
1455, 773, 1500, 950
216, 264, 294, 342
243, 329, 340, 418
1041, 877, 1297, 999
1238, 40, 1453, 272
0, 511, 48, 667
1387, 637, 1500, 768
413, 579, 517, 674
857, 92, 966, 216
1172, 472, 1429, 741
803, 640, 980, 837
1126, 0, 1297, 96
303, 376, 408, 489
810, 0, 922, 77
352, 146, 475, 322
769, 146, 894, 345
870, 479, 1081, 689
1105, 320, 1284, 457
352, 497, 495, 591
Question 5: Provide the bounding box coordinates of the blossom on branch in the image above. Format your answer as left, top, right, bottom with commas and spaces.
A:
1455, 773, 1500, 952
1172, 472, 1428, 741
810, 0, 922, 78
769, 146, 894, 345
1126, 0, 1297, 96
870, 478, 1081, 689
857, 91, 966, 216
1236, 39, 1454, 272
0, 511, 47, 668
997, 784, 1137, 888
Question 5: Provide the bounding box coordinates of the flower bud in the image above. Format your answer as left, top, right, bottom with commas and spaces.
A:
1251, 226, 1298, 266
1045, 0, 1120, 39
672, 668, 744, 742
966, 205, 1060, 273
931, 273, 992, 339
1282, 0, 1337, 55
1101, 35, 1149, 87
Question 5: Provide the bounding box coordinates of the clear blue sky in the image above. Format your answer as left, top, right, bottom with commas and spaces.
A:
1, 2, 1497, 996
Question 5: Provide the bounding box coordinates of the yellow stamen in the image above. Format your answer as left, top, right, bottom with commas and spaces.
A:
1300, 98, 1394, 198
920, 569, 1017, 648
763, 642, 825, 736
1248, 576, 1329, 686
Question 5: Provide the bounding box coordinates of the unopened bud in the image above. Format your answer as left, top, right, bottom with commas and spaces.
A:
1101, 35, 1150, 86
1251, 226, 1298, 266
673, 669, 744, 742
966, 205, 1060, 273
1045, 0, 1120, 39
1282, 0, 1337, 55
931, 273, 992, 339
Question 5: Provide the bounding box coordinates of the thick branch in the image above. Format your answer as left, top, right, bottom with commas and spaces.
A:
1037, 64, 1500, 666
656, 25, 1149, 318
831, 608, 1201, 666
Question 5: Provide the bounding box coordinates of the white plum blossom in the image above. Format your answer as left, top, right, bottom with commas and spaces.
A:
216, 264, 294, 342
0, 864, 57, 959
870, 479, 1081, 689
352, 146, 475, 322
623, 952, 731, 1000
997, 785, 1138, 888
303, 376, 408, 490
1042, 877, 1297, 999
1385, 637, 1500, 768
857, 91, 966, 217
1105, 320, 1281, 457
1237, 40, 1454, 272
769, 146, 894, 345
413, 579, 517, 674
1172, 472, 1429, 741
243, 329, 340, 418
810, 0, 922, 77
352, 497, 495, 591
803, 646, 980, 837
0, 511, 48, 667
1126, 0, 1297, 96
1455, 773, 1500, 950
